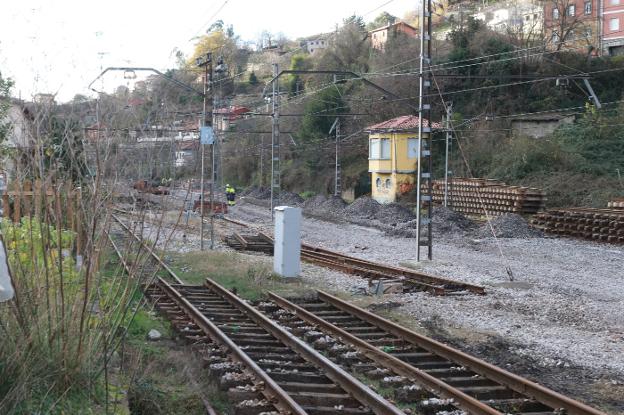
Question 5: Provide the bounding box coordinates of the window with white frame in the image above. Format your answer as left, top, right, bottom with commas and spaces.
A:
611, 0, 620, 5
370, 138, 380, 159
610, 18, 620, 31
407, 138, 419, 158
370, 138, 391, 159
567, 4, 575, 16
553, 7, 560, 19
380, 139, 390, 159
584, 1, 592, 14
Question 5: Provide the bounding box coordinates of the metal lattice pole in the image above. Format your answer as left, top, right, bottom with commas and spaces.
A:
335, 118, 341, 197
270, 63, 280, 219
444, 102, 453, 208
416, 0, 433, 261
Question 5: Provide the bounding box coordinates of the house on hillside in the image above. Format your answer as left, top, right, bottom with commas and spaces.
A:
305, 38, 329, 54
543, 0, 601, 52
33, 93, 56, 106
175, 140, 198, 167
365, 115, 441, 204
603, 0, 624, 55
473, 0, 543, 36
510, 114, 574, 138
1, 102, 35, 180
214, 106, 250, 131
369, 21, 418, 51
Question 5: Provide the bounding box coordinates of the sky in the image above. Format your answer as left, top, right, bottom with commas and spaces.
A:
0, 0, 416, 102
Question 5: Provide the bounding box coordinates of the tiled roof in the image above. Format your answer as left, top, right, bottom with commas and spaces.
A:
366, 115, 442, 132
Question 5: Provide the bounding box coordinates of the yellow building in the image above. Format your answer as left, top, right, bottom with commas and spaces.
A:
365, 115, 440, 204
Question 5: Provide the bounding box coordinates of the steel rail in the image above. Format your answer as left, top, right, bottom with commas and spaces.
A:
203, 278, 406, 415
111, 214, 184, 284
317, 290, 607, 415
268, 292, 503, 415
257, 231, 484, 294
300, 243, 485, 294
109, 218, 306, 414
154, 280, 307, 415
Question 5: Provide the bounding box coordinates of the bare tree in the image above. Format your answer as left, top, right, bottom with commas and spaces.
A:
544, 0, 597, 52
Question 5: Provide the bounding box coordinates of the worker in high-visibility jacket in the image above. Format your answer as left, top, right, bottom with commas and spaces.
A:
225, 184, 236, 206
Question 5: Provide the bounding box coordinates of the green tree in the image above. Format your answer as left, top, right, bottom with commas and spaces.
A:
299, 86, 346, 141
248, 71, 258, 85
343, 15, 366, 30
287, 54, 311, 96
0, 71, 14, 146
366, 12, 397, 30
44, 115, 89, 182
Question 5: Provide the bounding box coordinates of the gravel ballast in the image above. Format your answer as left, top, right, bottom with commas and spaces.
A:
475, 213, 544, 238
229, 202, 624, 378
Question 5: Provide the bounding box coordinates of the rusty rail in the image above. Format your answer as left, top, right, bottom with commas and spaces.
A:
268, 291, 503, 415
316, 290, 607, 415
204, 278, 404, 415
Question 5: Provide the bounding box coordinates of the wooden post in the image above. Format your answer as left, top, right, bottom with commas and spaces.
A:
66, 181, 74, 232
13, 186, 21, 223
34, 180, 42, 222
75, 188, 82, 257
2, 194, 9, 220
54, 186, 62, 231
23, 180, 32, 219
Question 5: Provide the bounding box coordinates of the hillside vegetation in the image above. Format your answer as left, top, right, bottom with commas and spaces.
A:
223, 17, 624, 207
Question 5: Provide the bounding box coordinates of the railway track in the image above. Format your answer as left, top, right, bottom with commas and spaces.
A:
223, 231, 485, 295
110, 214, 404, 414
113, 207, 484, 295
109, 214, 606, 415
260, 291, 607, 415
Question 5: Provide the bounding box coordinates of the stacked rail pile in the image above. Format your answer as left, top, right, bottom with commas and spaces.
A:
608, 198, 624, 209
426, 177, 546, 217
530, 208, 624, 244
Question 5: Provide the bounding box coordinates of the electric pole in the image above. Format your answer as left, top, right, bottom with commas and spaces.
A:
197, 52, 213, 251
416, 0, 434, 261
270, 63, 280, 218
335, 117, 341, 197
444, 102, 453, 208
329, 117, 341, 197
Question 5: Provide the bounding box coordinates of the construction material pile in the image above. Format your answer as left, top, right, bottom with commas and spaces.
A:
530, 208, 624, 244
476, 213, 543, 238
427, 177, 546, 217
608, 198, 624, 209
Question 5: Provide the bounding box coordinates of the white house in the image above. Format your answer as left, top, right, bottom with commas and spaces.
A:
306, 38, 329, 54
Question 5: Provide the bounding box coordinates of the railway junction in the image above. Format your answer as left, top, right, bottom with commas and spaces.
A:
103, 182, 624, 414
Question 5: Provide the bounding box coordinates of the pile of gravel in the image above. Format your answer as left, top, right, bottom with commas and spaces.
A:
431, 206, 476, 235
242, 186, 271, 199
375, 203, 416, 223
277, 191, 304, 206
302, 194, 327, 210
475, 213, 543, 238
344, 196, 381, 219
320, 195, 347, 215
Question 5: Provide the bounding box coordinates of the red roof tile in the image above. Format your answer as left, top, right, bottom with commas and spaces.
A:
366, 115, 441, 132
